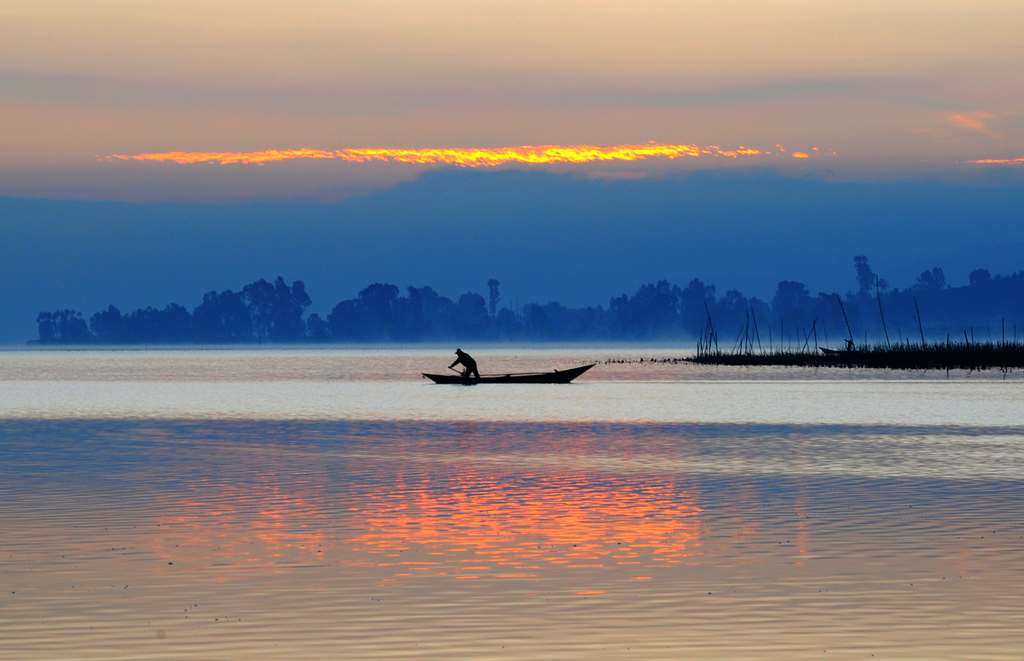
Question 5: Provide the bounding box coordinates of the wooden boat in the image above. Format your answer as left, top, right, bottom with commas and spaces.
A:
819, 347, 861, 357
422, 363, 596, 385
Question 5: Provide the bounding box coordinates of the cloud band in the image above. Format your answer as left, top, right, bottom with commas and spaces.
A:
101, 143, 818, 167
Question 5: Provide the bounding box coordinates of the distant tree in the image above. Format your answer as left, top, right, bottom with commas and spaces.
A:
61, 310, 91, 342
36, 309, 92, 343
679, 278, 715, 335
327, 299, 363, 340
193, 290, 252, 342
328, 283, 400, 340
854, 256, 876, 295
127, 307, 163, 341
772, 280, 813, 336
456, 292, 490, 337
711, 289, 750, 339
969, 268, 992, 287
494, 307, 522, 338
914, 267, 947, 292
276, 279, 311, 340
306, 313, 330, 340
487, 279, 501, 318
360, 283, 399, 317
400, 286, 457, 339
240, 277, 311, 342
86, 303, 192, 344
90, 305, 125, 342
242, 278, 277, 342
158, 304, 193, 342
30, 260, 1024, 344
36, 312, 56, 343
610, 280, 681, 338
522, 303, 550, 338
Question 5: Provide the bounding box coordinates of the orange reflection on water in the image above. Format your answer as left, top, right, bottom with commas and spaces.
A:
794, 488, 810, 567
150, 479, 326, 578
348, 470, 703, 580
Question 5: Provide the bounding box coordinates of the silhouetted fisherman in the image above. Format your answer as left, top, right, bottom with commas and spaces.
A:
449, 348, 480, 379
845, 338, 856, 351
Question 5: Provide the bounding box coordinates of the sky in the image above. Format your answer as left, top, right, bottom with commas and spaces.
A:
2, 1, 1023, 341
2, 0, 1023, 200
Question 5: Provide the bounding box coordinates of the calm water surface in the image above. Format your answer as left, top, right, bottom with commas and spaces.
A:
1, 348, 1022, 659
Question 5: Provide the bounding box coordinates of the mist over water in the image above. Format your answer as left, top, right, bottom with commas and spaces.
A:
2, 348, 1023, 658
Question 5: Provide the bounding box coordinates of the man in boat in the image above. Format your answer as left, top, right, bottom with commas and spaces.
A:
449, 348, 480, 380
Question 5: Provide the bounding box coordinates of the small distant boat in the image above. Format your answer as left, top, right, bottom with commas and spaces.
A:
819, 346, 860, 356
422, 363, 596, 385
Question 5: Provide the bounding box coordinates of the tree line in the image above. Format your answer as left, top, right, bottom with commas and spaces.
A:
33, 259, 1024, 345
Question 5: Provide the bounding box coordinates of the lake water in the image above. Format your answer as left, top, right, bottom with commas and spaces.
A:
1, 348, 1022, 659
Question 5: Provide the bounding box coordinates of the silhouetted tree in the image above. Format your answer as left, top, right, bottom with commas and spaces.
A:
36, 309, 91, 343
328, 283, 400, 340
772, 280, 813, 342
193, 290, 252, 342
522, 303, 550, 339
679, 278, 716, 335
487, 278, 501, 318
456, 292, 490, 338
242, 277, 311, 342
36, 312, 56, 343
970, 268, 992, 286
157, 304, 192, 342
494, 307, 522, 338
854, 256, 876, 295
610, 280, 681, 338
306, 313, 330, 341
31, 261, 1024, 344
400, 286, 457, 339
914, 267, 947, 292
90, 305, 126, 342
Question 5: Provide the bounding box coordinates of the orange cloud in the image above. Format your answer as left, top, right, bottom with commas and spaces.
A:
945, 111, 996, 135
791, 151, 810, 159
100, 143, 819, 168
968, 156, 1024, 166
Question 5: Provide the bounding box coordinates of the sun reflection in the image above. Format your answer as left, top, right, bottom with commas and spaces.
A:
149, 479, 326, 578
794, 488, 810, 567
348, 469, 703, 581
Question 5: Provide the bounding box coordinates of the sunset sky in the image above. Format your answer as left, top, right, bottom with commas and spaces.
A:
3, 1, 1024, 341
3, 0, 1023, 200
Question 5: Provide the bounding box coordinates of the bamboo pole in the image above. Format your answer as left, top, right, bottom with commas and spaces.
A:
835, 293, 855, 349
914, 297, 926, 347
876, 277, 891, 349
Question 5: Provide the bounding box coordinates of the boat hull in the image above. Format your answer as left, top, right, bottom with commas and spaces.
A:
819, 347, 860, 357
422, 363, 595, 384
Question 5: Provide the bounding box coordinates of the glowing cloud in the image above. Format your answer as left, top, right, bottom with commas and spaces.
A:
969, 156, 1024, 166
100, 143, 820, 168
945, 111, 997, 135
